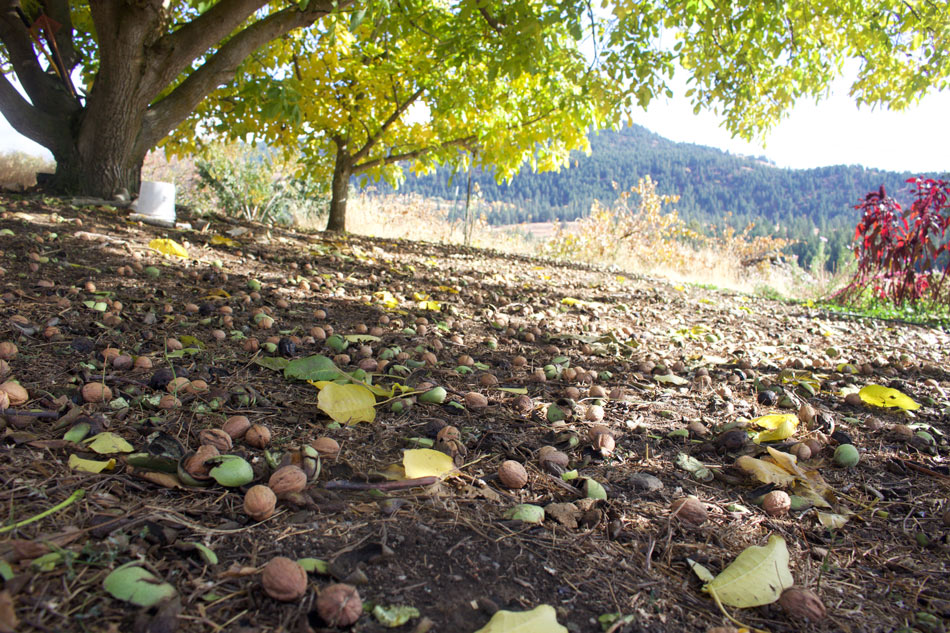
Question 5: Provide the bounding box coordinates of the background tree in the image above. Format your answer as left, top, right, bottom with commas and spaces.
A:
175, 1, 612, 231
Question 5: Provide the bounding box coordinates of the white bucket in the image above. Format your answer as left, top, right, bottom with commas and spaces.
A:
131, 181, 176, 226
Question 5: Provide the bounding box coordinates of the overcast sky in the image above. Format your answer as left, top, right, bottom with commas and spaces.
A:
2, 72, 948, 174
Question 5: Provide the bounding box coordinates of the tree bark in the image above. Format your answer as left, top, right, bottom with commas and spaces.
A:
326, 143, 353, 233
0, 0, 342, 197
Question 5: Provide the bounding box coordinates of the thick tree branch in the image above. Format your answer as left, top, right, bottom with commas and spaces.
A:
142, 0, 271, 101
138, 0, 345, 154
0, 71, 67, 149
351, 86, 424, 162
353, 135, 476, 173
0, 0, 76, 113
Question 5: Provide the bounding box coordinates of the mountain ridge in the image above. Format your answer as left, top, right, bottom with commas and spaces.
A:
372, 124, 946, 270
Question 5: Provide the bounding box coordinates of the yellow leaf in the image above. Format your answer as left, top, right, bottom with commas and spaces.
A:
561, 297, 590, 307
749, 414, 798, 430
412, 292, 429, 301
69, 454, 116, 473
704, 534, 794, 608
735, 455, 796, 487
402, 448, 456, 479
373, 291, 399, 309
210, 235, 237, 247
417, 300, 441, 311
84, 432, 134, 454
752, 418, 798, 444
472, 605, 567, 633
765, 447, 806, 477
858, 384, 920, 410
317, 383, 376, 424
148, 238, 188, 258
435, 285, 459, 294
817, 511, 850, 529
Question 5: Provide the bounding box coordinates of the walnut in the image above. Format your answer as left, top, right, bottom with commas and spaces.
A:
268, 465, 308, 496
498, 460, 528, 489
779, 586, 827, 621
261, 556, 308, 602
81, 382, 112, 403
464, 392, 489, 409
185, 444, 219, 478
245, 424, 272, 448
222, 415, 251, 440
198, 428, 233, 452
589, 425, 615, 456
538, 446, 569, 474
762, 490, 791, 517
671, 497, 707, 525
244, 485, 277, 521
316, 583, 362, 627
311, 437, 340, 459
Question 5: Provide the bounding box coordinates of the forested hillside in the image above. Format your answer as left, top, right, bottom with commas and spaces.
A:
371, 125, 945, 271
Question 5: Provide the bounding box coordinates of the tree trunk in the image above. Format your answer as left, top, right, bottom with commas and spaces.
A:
0, 0, 339, 198
326, 145, 352, 233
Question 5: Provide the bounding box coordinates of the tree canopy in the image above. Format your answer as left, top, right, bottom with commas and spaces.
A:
1, 0, 948, 210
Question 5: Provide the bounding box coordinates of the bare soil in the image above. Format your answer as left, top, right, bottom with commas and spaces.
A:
0, 194, 947, 633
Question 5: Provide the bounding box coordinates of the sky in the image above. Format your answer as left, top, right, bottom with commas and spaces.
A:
2, 72, 948, 175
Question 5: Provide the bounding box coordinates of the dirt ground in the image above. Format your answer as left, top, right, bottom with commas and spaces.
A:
0, 194, 947, 633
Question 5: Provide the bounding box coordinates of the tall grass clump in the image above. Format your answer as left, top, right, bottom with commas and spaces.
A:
0, 151, 55, 190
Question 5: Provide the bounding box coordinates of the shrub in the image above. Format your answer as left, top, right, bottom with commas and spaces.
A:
193, 142, 328, 226
539, 176, 698, 270
836, 178, 950, 306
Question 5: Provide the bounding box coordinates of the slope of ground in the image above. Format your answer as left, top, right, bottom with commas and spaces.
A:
0, 194, 947, 633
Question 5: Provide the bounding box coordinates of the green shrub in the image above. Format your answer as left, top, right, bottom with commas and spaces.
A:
194, 142, 328, 226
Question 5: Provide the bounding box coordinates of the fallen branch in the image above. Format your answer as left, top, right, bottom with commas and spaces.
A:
323, 477, 438, 491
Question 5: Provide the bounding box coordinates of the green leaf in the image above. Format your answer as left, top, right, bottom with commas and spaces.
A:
317, 382, 376, 424
188, 542, 218, 565
254, 356, 291, 371
103, 564, 178, 607
674, 453, 713, 482
297, 558, 330, 574
285, 354, 344, 381
703, 534, 793, 608
372, 604, 420, 627
473, 604, 567, 633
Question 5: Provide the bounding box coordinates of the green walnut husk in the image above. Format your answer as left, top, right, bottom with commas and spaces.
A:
208, 455, 254, 487
833, 443, 860, 467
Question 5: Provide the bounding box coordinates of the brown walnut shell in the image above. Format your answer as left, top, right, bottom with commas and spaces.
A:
316, 583, 362, 627
268, 465, 308, 496
261, 556, 308, 602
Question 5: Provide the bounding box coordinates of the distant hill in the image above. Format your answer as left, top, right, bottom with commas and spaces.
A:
368, 125, 947, 271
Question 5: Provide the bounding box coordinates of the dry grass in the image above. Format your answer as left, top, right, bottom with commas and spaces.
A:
0, 151, 54, 190
350, 191, 806, 297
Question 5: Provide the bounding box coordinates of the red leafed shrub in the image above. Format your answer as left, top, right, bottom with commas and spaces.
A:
836, 178, 950, 306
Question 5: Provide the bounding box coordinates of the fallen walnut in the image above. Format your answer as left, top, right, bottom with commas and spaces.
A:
316, 583, 362, 627
497, 460, 528, 489
779, 586, 827, 621
244, 485, 277, 521
762, 490, 791, 517
671, 497, 707, 525
261, 556, 308, 602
